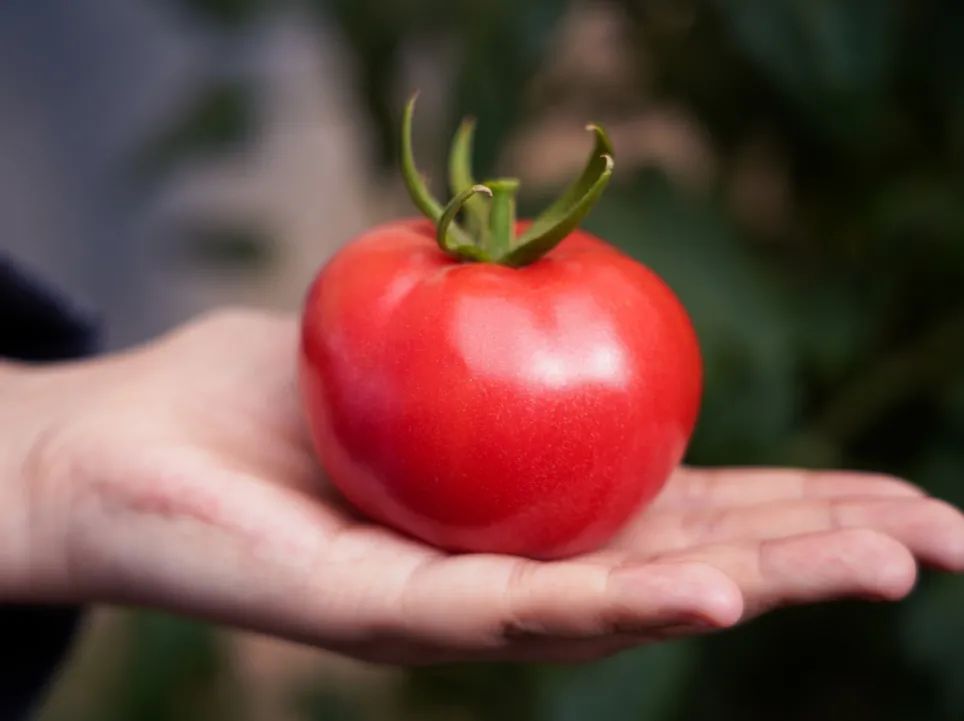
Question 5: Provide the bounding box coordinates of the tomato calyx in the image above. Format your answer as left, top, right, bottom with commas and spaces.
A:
401, 93, 615, 267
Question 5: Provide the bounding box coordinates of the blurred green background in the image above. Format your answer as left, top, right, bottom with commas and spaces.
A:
6, 0, 961, 719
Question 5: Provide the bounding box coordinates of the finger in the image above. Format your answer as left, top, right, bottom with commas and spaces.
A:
389, 555, 743, 651
656, 467, 923, 510
655, 528, 917, 619
643, 497, 964, 571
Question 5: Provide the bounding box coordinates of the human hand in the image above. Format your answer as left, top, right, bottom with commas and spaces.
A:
4, 310, 962, 663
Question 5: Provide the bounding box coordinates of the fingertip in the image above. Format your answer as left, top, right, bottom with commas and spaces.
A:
676, 562, 744, 627
947, 530, 964, 573
920, 499, 964, 572
611, 561, 743, 629
861, 473, 926, 498
843, 529, 918, 601
879, 548, 917, 601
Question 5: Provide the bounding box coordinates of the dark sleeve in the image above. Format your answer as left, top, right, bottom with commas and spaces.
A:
1, 256, 101, 721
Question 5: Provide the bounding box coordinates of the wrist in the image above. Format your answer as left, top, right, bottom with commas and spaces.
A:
0, 362, 83, 602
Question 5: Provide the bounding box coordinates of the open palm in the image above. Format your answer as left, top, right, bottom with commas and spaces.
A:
50, 310, 963, 664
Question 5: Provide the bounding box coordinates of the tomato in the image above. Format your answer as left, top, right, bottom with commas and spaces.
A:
298, 98, 701, 558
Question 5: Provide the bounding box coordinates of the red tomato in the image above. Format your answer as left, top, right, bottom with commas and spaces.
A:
299, 218, 701, 559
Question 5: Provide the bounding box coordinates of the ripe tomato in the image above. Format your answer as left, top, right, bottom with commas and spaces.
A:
298, 98, 701, 558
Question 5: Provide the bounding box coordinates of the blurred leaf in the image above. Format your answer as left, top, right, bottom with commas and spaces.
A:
897, 0, 964, 163
784, 279, 869, 382
901, 575, 964, 720
321, 0, 570, 172
102, 612, 242, 721
180, 225, 276, 271
402, 663, 540, 721
871, 180, 964, 243
806, 310, 964, 448
134, 82, 253, 179
174, 0, 267, 26
296, 687, 367, 721
321, 0, 414, 167
537, 642, 696, 721
866, 179, 964, 300
909, 378, 964, 504
681, 602, 935, 721
714, 0, 897, 148
451, 0, 571, 178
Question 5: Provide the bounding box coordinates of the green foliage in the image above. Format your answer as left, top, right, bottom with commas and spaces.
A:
321, 0, 570, 172
715, 0, 899, 147
112, 614, 234, 721
402, 663, 541, 721
66, 612, 246, 721
295, 687, 367, 721
537, 642, 696, 721
901, 575, 964, 719
322, 1, 964, 718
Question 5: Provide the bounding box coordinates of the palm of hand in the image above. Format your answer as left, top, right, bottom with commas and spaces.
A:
59, 311, 964, 664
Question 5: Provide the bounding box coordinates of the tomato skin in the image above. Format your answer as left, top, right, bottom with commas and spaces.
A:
299, 219, 701, 559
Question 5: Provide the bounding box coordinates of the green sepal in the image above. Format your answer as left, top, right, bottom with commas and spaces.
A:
401, 94, 472, 248
448, 118, 488, 237
436, 184, 493, 262
400, 94, 443, 221
500, 124, 614, 267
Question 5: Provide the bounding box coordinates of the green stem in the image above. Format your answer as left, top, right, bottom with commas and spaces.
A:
484, 178, 519, 259
449, 118, 487, 237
